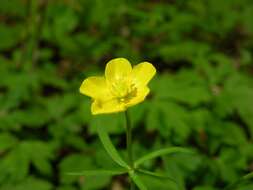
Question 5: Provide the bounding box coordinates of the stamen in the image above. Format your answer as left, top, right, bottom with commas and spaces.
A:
110, 80, 137, 103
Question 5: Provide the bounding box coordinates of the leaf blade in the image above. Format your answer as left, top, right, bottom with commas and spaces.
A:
129, 171, 148, 190
224, 171, 253, 190
135, 147, 193, 167
137, 169, 176, 180
137, 169, 183, 190
96, 121, 129, 169
243, 171, 253, 180
67, 169, 128, 176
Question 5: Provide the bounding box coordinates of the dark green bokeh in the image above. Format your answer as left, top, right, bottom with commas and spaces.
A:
0, 0, 253, 189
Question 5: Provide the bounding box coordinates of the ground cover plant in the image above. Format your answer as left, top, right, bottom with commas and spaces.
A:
0, 0, 253, 189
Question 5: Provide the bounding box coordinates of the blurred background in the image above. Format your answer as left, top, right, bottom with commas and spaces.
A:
0, 0, 253, 189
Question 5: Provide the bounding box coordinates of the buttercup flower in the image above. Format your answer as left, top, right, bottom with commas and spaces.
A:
79, 58, 156, 115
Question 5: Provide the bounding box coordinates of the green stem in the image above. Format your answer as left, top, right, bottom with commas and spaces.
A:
22, 0, 48, 70
125, 110, 135, 190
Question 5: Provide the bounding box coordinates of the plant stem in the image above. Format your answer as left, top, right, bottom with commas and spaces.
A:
22, 0, 48, 70
125, 110, 135, 190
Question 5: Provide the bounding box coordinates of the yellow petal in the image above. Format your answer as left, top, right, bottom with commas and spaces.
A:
105, 58, 132, 83
132, 62, 156, 87
79, 76, 111, 100
125, 86, 150, 107
91, 99, 126, 115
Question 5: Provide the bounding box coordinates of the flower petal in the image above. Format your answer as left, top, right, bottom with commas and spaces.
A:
91, 99, 126, 115
105, 58, 132, 83
126, 86, 150, 107
79, 76, 111, 100
132, 62, 156, 87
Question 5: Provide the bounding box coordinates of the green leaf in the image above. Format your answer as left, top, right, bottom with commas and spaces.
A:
129, 171, 148, 190
0, 0, 26, 17
96, 120, 129, 169
193, 186, 215, 190
135, 147, 193, 167
1, 177, 53, 190
145, 100, 191, 142
243, 172, 253, 180
0, 144, 29, 183
137, 169, 176, 180
80, 176, 111, 190
0, 24, 23, 51
0, 133, 18, 151
59, 154, 93, 184
137, 169, 182, 190
89, 114, 125, 134
0, 141, 54, 183
67, 169, 128, 176
224, 172, 253, 190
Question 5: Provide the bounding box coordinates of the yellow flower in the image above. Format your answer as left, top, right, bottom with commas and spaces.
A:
79, 58, 156, 115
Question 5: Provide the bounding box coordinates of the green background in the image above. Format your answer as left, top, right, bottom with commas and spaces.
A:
1, 0, 253, 189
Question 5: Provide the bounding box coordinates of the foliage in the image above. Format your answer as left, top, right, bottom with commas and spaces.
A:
0, 0, 253, 189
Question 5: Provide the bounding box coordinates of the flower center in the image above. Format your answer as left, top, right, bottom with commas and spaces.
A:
110, 79, 137, 103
